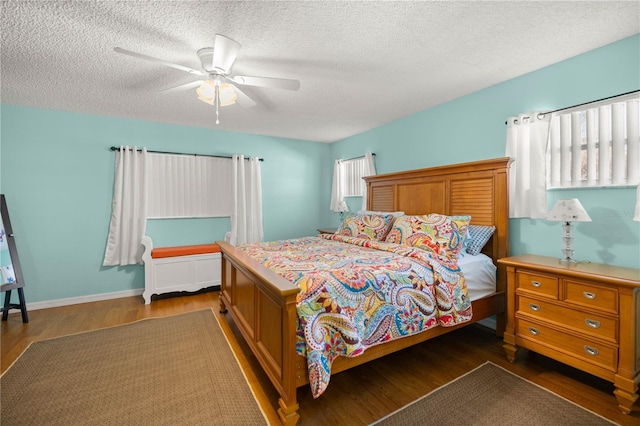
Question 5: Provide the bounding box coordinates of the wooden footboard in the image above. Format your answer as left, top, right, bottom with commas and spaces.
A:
217, 240, 302, 426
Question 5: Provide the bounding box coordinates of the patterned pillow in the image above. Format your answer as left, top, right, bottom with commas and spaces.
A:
465, 225, 496, 255
384, 214, 470, 259
336, 214, 395, 241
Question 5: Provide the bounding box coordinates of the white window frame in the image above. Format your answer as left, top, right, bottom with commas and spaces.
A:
547, 94, 640, 190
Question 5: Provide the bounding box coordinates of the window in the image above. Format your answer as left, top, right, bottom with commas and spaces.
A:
547, 96, 639, 189
147, 153, 233, 218
339, 156, 370, 197
330, 153, 376, 213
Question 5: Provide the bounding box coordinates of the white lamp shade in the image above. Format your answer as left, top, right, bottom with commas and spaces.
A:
336, 201, 348, 213
218, 84, 237, 106
547, 198, 592, 222
196, 81, 237, 106
197, 80, 216, 105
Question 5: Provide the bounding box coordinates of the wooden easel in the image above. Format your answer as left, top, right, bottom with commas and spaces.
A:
1, 194, 28, 323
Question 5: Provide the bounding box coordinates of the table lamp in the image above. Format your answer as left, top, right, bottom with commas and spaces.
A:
547, 198, 592, 263
335, 201, 349, 220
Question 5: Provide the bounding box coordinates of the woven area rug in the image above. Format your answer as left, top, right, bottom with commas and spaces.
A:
371, 361, 616, 426
1, 309, 267, 425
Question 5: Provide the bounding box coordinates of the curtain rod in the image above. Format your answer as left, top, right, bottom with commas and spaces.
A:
109, 146, 264, 161
505, 89, 640, 125
341, 153, 376, 161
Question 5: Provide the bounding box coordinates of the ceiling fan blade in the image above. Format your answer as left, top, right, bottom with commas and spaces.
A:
231, 75, 300, 91
160, 80, 204, 93
212, 34, 241, 74
114, 47, 205, 76
231, 85, 257, 108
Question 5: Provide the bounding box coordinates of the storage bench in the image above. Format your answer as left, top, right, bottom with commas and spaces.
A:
141, 236, 221, 304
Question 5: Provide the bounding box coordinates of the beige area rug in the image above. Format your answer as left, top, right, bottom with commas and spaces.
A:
1, 309, 268, 425
371, 361, 616, 426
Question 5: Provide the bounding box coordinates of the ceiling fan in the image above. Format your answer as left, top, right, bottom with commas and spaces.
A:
114, 34, 300, 123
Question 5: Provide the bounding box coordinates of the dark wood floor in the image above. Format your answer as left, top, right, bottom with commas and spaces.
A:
2, 289, 638, 425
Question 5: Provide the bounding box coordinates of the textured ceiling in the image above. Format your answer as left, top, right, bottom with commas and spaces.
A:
1, 1, 639, 143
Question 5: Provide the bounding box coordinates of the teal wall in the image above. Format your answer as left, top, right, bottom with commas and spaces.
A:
0, 107, 331, 303
2, 34, 639, 305
327, 34, 640, 269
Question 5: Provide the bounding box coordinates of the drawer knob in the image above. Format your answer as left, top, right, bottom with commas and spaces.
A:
528, 303, 541, 312
585, 319, 601, 329
583, 291, 596, 300
528, 327, 540, 336
531, 280, 542, 288
584, 345, 599, 356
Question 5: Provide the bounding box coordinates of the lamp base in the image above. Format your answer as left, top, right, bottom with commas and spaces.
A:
558, 222, 577, 264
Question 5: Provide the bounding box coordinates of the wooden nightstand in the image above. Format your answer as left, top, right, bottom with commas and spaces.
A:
499, 254, 640, 414
316, 228, 337, 234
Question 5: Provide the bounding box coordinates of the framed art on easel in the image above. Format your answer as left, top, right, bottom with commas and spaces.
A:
1, 194, 28, 323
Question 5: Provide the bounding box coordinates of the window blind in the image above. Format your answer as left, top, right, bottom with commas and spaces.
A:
341, 157, 368, 197
548, 97, 640, 188
146, 153, 233, 218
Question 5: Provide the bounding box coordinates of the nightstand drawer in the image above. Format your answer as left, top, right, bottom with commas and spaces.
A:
563, 281, 618, 314
518, 296, 617, 343
517, 318, 617, 372
516, 271, 558, 299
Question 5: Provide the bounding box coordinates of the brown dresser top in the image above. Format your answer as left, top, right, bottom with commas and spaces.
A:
498, 254, 640, 288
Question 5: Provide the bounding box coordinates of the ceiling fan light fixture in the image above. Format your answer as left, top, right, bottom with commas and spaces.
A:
197, 80, 237, 107
218, 84, 237, 106
197, 80, 216, 105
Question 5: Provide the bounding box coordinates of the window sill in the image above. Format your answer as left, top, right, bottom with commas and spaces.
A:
548, 183, 637, 191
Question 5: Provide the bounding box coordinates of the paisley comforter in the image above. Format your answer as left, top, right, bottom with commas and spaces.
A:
238, 234, 472, 398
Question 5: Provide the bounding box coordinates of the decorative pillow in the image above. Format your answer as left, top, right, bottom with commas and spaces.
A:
336, 214, 395, 241
465, 225, 496, 255
384, 214, 470, 259
357, 210, 405, 220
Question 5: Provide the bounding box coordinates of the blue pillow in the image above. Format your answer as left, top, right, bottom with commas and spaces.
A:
465, 225, 496, 255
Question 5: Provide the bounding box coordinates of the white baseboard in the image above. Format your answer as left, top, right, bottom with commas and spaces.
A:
477, 316, 497, 330
25, 289, 144, 312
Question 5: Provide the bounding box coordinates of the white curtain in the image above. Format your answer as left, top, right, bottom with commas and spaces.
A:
229, 155, 263, 245
361, 152, 376, 210
629, 100, 640, 222
103, 146, 148, 266
330, 159, 345, 212
636, 184, 640, 221
505, 113, 551, 219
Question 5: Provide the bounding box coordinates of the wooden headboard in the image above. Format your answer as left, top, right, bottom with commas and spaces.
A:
364, 157, 510, 292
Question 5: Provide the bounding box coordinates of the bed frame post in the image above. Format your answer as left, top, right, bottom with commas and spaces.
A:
278, 297, 301, 425
217, 241, 302, 425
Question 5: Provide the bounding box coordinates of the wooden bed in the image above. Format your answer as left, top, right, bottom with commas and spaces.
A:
217, 157, 510, 425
